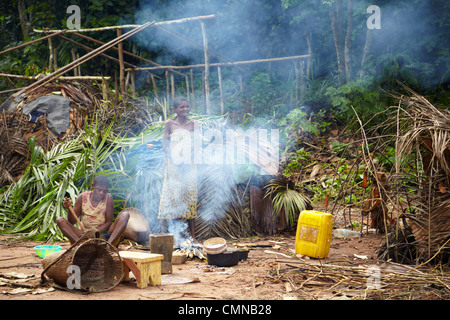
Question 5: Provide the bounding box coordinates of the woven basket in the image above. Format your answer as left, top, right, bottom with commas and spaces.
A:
42, 236, 123, 293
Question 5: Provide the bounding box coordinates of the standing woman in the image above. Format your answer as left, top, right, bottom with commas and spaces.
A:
158, 97, 200, 242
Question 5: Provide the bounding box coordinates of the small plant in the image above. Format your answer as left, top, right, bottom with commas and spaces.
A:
264, 175, 310, 226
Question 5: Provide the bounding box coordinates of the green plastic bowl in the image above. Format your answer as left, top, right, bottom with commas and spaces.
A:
34, 245, 62, 258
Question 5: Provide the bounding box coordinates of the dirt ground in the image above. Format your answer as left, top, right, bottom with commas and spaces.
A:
2, 203, 449, 302
0, 228, 385, 301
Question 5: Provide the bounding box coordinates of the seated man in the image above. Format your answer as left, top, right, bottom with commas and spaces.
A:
56, 175, 129, 246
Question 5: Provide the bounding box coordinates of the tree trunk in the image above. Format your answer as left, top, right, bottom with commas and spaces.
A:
344, 0, 353, 83
17, 0, 30, 38
329, 0, 345, 85
359, 28, 373, 79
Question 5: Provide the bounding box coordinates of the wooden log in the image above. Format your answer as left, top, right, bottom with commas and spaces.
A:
149, 234, 174, 274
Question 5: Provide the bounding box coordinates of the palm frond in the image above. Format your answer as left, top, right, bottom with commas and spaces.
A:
264, 175, 309, 226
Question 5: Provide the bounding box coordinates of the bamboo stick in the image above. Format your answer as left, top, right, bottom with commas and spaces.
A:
48, 37, 54, 72
200, 21, 210, 115
102, 78, 108, 101
71, 49, 78, 76
218, 66, 224, 115
131, 70, 136, 98
0, 30, 66, 56
185, 74, 190, 105
12, 21, 155, 97
0, 88, 23, 95
71, 32, 186, 77
53, 48, 58, 71
165, 71, 169, 102
33, 15, 215, 33
76, 52, 81, 76
171, 73, 175, 100
156, 24, 250, 74
151, 74, 159, 100
190, 69, 195, 109
117, 28, 125, 93
0, 73, 110, 81
58, 34, 135, 68
126, 54, 310, 71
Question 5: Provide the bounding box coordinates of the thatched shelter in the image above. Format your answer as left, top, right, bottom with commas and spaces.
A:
365, 87, 450, 265
387, 87, 450, 264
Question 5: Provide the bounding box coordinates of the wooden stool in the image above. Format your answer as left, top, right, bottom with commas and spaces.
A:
119, 251, 164, 289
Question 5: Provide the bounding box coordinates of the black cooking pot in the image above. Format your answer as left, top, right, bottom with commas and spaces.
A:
238, 249, 249, 261
206, 249, 239, 267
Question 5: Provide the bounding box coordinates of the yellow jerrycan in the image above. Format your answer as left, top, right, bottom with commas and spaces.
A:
295, 210, 333, 259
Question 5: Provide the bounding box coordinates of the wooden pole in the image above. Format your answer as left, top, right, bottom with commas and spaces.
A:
71, 32, 186, 78
125, 71, 130, 92
300, 60, 305, 101
200, 21, 210, 115
0, 30, 66, 56
12, 21, 155, 97
33, 15, 216, 33
53, 48, 57, 71
102, 78, 108, 101
170, 73, 175, 101
48, 37, 54, 72
294, 61, 299, 101
190, 69, 195, 109
131, 70, 136, 98
151, 74, 159, 100
58, 34, 135, 68
185, 75, 190, 105
218, 66, 224, 115
202, 70, 205, 114
114, 71, 119, 100
76, 52, 81, 76
117, 28, 125, 94
165, 71, 170, 103
71, 49, 78, 76
126, 54, 310, 71
0, 73, 110, 81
